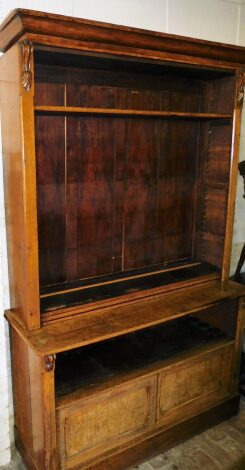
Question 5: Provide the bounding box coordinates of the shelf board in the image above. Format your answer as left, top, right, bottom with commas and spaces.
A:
5, 280, 244, 356
34, 106, 232, 120
40, 262, 218, 317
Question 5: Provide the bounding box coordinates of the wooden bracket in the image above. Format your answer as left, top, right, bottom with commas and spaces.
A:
237, 71, 245, 108
44, 354, 56, 372
20, 40, 33, 92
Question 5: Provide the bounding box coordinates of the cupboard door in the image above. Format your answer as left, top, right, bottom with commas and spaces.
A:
57, 375, 157, 469
157, 345, 233, 428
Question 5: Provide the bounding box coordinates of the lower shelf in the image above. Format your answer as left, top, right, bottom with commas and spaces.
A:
55, 312, 232, 400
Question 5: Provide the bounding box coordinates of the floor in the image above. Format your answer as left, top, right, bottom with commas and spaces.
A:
2, 400, 245, 470
133, 399, 245, 470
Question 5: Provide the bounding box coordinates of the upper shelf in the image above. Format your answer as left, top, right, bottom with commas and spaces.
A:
5, 280, 245, 356
34, 106, 233, 120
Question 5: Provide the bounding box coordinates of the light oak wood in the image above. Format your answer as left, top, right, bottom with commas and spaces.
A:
157, 344, 233, 428
11, 329, 57, 469
56, 343, 234, 469
34, 105, 232, 120
0, 42, 40, 330
57, 375, 156, 469
5, 280, 244, 356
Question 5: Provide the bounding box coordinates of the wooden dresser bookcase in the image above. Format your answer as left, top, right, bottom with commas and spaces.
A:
1, 9, 245, 470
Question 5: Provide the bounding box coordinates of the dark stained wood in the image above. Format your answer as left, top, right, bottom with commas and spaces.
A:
34, 81, 65, 106
35, 113, 206, 287
76, 117, 115, 278
201, 121, 233, 270
35, 115, 67, 285
123, 118, 158, 269
201, 75, 235, 115
155, 120, 198, 263
34, 60, 205, 100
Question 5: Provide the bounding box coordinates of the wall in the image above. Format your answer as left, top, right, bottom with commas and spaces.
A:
0, 0, 245, 465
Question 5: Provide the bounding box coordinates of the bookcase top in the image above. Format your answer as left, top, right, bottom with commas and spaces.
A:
0, 8, 245, 66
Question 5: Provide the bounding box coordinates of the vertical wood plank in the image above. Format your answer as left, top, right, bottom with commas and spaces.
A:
123, 118, 158, 270
28, 349, 57, 469
10, 328, 57, 469
35, 115, 66, 285
77, 117, 115, 278
112, 119, 126, 273
66, 116, 79, 281
0, 42, 40, 329
155, 120, 198, 263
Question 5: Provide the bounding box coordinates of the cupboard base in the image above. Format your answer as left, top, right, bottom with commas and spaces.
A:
15, 396, 240, 470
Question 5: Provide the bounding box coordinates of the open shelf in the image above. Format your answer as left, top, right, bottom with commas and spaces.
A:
5, 280, 242, 356
55, 312, 234, 404
34, 106, 232, 120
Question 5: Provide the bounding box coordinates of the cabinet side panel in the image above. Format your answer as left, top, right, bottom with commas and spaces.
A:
10, 328, 33, 452
10, 328, 57, 469
0, 43, 40, 328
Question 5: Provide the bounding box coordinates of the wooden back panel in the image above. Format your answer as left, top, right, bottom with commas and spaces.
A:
35, 60, 228, 288
35, 113, 199, 286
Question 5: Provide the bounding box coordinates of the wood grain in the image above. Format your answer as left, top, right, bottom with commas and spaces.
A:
1, 12, 245, 470
0, 42, 40, 329
10, 329, 57, 469
57, 376, 156, 469
5, 280, 244, 355
0, 9, 245, 67
157, 345, 233, 427
34, 106, 232, 119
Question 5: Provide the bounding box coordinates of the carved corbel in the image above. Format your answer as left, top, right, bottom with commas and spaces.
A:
20, 40, 33, 92
237, 71, 245, 108
44, 354, 56, 372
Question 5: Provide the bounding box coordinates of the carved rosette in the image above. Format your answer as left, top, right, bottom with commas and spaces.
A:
44, 354, 56, 372
20, 40, 33, 92
237, 71, 245, 108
